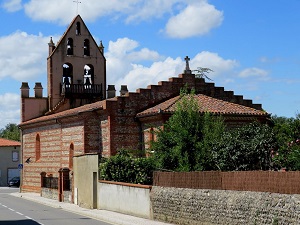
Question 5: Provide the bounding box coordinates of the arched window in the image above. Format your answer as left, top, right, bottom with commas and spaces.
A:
83, 64, 94, 89
36, 134, 41, 161
76, 22, 81, 35
62, 63, 73, 88
66, 38, 73, 55
83, 39, 90, 56
69, 143, 74, 169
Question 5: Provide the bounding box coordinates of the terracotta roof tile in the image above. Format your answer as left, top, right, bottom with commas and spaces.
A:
137, 94, 268, 117
0, 138, 21, 147
20, 100, 105, 126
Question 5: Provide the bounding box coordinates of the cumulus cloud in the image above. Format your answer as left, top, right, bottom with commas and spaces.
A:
20, 0, 223, 40
165, 1, 223, 38
239, 68, 269, 80
1, 0, 22, 12
106, 38, 238, 92
0, 31, 60, 81
0, 93, 20, 128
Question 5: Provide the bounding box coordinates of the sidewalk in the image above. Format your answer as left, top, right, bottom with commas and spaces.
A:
10, 192, 174, 225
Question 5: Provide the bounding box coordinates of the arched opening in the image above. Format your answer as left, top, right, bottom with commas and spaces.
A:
69, 143, 74, 169
83, 39, 90, 56
83, 64, 94, 89
36, 134, 41, 161
62, 63, 73, 88
66, 38, 73, 55
76, 22, 81, 35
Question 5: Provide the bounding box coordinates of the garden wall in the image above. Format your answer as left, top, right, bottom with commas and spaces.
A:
98, 180, 152, 219
151, 186, 300, 225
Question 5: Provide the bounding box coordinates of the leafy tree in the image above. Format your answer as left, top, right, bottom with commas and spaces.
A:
192, 67, 213, 80
150, 89, 225, 171
212, 122, 277, 171
271, 114, 300, 170
0, 123, 20, 141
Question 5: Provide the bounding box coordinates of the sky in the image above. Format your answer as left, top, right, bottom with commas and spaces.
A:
1, 0, 300, 129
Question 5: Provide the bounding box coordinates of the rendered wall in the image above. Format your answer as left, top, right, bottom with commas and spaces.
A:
73, 154, 98, 209
98, 181, 152, 219
0, 146, 20, 186
151, 186, 300, 225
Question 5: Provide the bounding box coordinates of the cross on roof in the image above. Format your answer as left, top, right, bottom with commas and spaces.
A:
73, 0, 81, 15
184, 56, 192, 74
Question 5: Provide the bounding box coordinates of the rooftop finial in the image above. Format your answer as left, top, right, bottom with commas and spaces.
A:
184, 56, 192, 74
73, 0, 81, 15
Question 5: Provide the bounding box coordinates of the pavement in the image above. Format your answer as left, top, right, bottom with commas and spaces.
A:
10, 191, 174, 225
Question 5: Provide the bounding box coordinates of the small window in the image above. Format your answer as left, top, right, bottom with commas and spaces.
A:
76, 22, 81, 35
36, 134, 41, 161
12, 151, 19, 162
69, 143, 74, 169
67, 38, 73, 55
83, 39, 90, 56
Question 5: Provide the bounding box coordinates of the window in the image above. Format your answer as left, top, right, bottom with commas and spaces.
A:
12, 151, 19, 162
83, 39, 90, 56
36, 134, 41, 161
62, 63, 73, 88
76, 22, 81, 35
83, 64, 94, 89
69, 143, 74, 169
66, 38, 73, 55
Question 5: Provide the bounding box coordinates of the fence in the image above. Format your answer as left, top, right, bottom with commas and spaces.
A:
42, 177, 58, 189
153, 171, 300, 194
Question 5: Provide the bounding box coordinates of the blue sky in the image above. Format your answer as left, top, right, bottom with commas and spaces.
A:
0, 0, 300, 129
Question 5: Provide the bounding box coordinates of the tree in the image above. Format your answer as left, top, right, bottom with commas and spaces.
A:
0, 123, 20, 141
192, 67, 213, 80
150, 88, 225, 171
271, 114, 300, 170
211, 122, 277, 171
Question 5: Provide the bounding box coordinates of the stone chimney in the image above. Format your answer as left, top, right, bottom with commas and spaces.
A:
120, 85, 128, 96
107, 85, 116, 99
34, 82, 43, 98
20, 82, 30, 98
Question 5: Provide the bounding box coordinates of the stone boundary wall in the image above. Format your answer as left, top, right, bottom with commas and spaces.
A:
41, 188, 58, 201
151, 186, 300, 225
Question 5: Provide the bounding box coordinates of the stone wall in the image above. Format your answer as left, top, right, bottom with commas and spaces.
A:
41, 188, 58, 201
151, 186, 300, 225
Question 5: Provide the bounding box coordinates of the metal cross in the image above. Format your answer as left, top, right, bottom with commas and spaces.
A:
185, 56, 191, 71
73, 0, 81, 15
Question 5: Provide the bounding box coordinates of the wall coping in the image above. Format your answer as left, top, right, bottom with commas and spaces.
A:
99, 180, 152, 189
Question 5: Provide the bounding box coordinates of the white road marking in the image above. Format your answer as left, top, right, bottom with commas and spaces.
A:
25, 216, 33, 220
8, 208, 15, 211
16, 211, 24, 216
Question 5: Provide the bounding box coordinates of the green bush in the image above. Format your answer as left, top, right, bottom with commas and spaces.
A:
99, 149, 156, 185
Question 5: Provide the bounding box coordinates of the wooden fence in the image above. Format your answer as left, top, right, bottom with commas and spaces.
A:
153, 171, 300, 194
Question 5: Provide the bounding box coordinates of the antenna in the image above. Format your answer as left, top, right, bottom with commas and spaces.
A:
73, 0, 81, 15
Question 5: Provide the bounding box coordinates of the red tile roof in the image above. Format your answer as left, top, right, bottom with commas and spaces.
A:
20, 100, 105, 126
137, 94, 269, 117
0, 138, 21, 147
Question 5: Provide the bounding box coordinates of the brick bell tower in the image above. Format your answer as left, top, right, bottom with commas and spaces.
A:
47, 15, 106, 113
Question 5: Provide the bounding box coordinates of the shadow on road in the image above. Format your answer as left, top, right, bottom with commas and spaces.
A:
0, 219, 40, 225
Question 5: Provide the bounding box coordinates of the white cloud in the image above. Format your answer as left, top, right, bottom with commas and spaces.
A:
165, 1, 223, 38
0, 93, 20, 128
106, 38, 238, 92
1, 0, 22, 12
190, 51, 238, 78
0, 31, 59, 81
239, 68, 269, 80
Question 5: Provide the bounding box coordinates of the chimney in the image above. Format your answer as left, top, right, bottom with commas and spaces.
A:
34, 82, 43, 98
120, 85, 128, 96
20, 82, 30, 98
107, 85, 116, 98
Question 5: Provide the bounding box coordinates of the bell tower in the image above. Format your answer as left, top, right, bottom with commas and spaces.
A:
47, 15, 106, 113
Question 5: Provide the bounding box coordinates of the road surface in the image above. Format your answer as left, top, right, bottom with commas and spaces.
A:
0, 187, 112, 225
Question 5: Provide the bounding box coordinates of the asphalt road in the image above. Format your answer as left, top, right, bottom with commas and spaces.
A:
0, 188, 112, 225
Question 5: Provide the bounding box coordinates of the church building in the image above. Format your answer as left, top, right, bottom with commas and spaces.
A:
19, 15, 269, 193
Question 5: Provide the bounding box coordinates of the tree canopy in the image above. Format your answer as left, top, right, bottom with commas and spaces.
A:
0, 123, 20, 141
